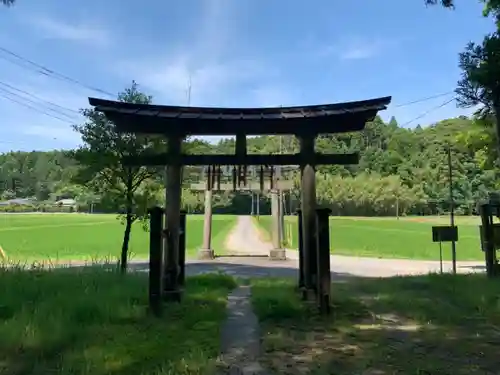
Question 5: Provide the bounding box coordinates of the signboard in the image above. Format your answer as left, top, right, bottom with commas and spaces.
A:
479, 223, 500, 251
432, 226, 458, 243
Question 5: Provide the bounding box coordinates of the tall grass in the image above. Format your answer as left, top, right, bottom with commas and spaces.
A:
0, 263, 237, 375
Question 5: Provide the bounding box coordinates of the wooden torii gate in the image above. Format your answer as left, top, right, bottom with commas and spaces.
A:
89, 96, 391, 306
188, 164, 294, 259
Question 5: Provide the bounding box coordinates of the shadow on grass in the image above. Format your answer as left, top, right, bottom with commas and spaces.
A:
0, 265, 237, 375
251, 274, 500, 375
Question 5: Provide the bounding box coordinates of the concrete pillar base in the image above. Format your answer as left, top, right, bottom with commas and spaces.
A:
197, 248, 215, 260
269, 248, 287, 260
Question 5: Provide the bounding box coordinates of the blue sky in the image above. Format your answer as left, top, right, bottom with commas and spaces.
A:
0, 0, 495, 152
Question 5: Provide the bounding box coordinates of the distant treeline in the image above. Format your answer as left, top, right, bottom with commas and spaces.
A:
0, 115, 497, 216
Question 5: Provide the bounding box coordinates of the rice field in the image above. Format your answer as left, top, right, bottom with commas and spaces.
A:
256, 215, 486, 261
0, 213, 236, 263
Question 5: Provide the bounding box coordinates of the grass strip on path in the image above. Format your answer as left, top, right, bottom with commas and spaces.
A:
0, 265, 237, 375
251, 275, 500, 374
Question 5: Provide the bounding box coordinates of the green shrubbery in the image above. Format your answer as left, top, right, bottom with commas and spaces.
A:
0, 204, 77, 213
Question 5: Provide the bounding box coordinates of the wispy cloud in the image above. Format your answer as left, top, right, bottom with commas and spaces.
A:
23, 14, 110, 47
316, 36, 399, 61
124, 56, 273, 106
250, 85, 301, 107
115, 0, 284, 107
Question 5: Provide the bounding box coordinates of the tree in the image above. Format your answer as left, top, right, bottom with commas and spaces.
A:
2, 0, 15, 6
424, 0, 454, 7
69, 82, 165, 273
456, 33, 500, 155
426, 0, 500, 26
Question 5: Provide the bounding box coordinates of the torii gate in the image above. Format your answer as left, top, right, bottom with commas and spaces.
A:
188, 164, 295, 259
89, 96, 391, 311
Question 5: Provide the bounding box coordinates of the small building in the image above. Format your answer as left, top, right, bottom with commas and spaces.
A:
55, 198, 77, 207
0, 198, 36, 206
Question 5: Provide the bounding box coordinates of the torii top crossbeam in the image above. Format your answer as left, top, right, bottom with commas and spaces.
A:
88, 96, 392, 136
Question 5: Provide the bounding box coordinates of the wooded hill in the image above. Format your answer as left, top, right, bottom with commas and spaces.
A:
0, 114, 497, 216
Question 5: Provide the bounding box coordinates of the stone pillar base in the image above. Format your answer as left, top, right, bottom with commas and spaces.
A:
197, 248, 215, 260
269, 248, 287, 260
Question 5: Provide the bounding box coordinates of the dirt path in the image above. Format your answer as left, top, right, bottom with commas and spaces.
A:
219, 284, 269, 374
221, 215, 483, 277
224, 216, 272, 256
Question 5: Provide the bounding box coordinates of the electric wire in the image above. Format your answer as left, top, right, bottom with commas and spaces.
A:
0, 80, 81, 116
0, 91, 75, 124
0, 45, 114, 97
0, 86, 80, 122
401, 97, 456, 127
392, 91, 455, 108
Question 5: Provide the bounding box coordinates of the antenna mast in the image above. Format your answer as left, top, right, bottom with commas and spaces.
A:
187, 73, 192, 106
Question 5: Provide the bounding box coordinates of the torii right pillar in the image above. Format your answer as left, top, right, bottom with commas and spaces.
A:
299, 134, 318, 297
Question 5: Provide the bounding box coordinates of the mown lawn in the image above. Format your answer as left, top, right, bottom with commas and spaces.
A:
255, 215, 485, 261
0, 214, 236, 262
0, 266, 237, 375
251, 274, 500, 374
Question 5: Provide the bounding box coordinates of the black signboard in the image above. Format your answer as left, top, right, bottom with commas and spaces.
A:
432, 226, 458, 243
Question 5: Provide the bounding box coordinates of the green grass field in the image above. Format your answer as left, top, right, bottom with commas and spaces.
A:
0, 214, 236, 262
256, 215, 485, 261
0, 267, 237, 374
251, 274, 500, 374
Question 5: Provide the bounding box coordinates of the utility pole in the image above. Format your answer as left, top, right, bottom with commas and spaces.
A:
447, 145, 457, 275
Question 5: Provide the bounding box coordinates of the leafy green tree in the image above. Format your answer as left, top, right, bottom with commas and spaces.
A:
456, 33, 500, 154
69, 82, 165, 273
425, 0, 454, 7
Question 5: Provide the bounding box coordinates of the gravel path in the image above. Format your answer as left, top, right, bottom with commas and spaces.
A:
224, 216, 272, 256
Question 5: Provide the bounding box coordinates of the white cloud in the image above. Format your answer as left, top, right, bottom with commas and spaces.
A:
315, 36, 399, 61
124, 56, 273, 106
250, 86, 301, 107
23, 15, 110, 46
115, 0, 283, 107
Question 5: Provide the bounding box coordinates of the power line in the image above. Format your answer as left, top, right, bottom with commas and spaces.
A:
0, 46, 114, 97
0, 85, 80, 122
0, 91, 75, 124
392, 91, 455, 108
0, 86, 79, 121
401, 97, 456, 127
0, 80, 81, 116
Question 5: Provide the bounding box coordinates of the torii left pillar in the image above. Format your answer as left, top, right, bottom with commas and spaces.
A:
299, 134, 318, 298
163, 134, 183, 302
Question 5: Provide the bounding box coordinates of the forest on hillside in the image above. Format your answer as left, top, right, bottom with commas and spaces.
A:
0, 113, 497, 217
